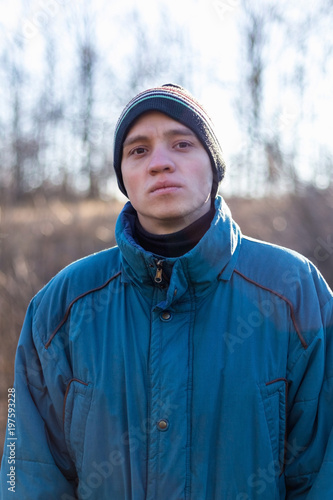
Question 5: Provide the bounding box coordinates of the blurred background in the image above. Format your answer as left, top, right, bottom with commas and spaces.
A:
0, 0, 333, 455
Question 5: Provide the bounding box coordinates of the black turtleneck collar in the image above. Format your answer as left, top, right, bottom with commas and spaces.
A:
134, 204, 216, 258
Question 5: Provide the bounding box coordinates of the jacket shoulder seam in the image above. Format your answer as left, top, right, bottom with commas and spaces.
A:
44, 271, 122, 349
233, 269, 308, 349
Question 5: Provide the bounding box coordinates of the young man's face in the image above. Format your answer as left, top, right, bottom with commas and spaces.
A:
121, 111, 213, 234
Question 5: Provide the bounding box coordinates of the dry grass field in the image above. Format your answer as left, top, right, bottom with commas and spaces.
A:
0, 196, 123, 456
1, 187, 332, 459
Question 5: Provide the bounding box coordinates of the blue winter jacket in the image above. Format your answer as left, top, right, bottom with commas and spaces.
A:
1, 196, 333, 499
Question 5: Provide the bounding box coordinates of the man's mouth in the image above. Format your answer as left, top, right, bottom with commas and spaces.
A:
150, 182, 181, 194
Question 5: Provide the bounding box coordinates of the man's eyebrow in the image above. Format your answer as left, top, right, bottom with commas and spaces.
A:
165, 128, 196, 139
123, 135, 149, 149
123, 128, 196, 149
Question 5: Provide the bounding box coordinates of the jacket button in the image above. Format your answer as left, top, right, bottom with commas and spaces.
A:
160, 311, 172, 321
157, 419, 169, 431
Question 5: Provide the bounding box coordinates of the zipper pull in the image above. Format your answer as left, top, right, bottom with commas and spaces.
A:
154, 259, 164, 284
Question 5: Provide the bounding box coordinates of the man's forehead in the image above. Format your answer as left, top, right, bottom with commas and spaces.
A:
123, 111, 196, 147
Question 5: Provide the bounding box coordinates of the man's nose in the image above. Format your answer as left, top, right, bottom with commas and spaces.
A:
147, 146, 175, 174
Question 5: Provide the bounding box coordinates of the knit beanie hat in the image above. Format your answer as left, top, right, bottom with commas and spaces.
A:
113, 83, 226, 198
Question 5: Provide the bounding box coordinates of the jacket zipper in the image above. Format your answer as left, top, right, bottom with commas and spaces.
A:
154, 259, 164, 284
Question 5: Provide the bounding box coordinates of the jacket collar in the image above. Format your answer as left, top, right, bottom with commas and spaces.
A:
115, 196, 242, 304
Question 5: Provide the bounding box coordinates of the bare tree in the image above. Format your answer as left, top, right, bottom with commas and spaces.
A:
233, 0, 272, 194
62, 1, 101, 198
4, 36, 29, 201
33, 30, 64, 193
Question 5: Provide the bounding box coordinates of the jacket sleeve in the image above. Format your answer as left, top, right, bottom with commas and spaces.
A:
284, 292, 333, 499
0, 300, 78, 500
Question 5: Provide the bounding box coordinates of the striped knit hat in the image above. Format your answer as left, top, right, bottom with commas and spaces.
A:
113, 83, 226, 198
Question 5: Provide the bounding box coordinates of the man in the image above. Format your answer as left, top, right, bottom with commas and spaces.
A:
1, 84, 333, 499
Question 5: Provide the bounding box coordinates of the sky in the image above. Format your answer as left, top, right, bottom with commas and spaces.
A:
0, 0, 332, 195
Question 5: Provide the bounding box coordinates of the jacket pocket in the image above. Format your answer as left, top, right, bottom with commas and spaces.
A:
259, 378, 288, 474
63, 378, 93, 472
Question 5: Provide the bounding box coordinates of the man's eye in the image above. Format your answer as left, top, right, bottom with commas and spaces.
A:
130, 147, 146, 155
176, 141, 191, 149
